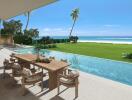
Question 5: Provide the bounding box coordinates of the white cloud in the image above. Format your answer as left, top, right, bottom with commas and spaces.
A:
104, 24, 120, 27
38, 26, 132, 36
39, 27, 70, 36
43, 28, 51, 31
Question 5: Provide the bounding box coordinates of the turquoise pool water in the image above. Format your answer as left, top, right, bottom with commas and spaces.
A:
15, 48, 132, 85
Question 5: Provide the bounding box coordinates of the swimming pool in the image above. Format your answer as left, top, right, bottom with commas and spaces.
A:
15, 48, 132, 86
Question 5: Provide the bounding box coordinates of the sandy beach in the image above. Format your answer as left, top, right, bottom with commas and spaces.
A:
78, 40, 132, 44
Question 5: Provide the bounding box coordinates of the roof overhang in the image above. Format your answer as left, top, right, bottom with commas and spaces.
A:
0, 0, 58, 20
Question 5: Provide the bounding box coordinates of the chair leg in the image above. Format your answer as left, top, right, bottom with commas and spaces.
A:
75, 85, 78, 98
41, 80, 43, 92
12, 69, 14, 77
57, 82, 60, 95
22, 84, 26, 96
3, 68, 5, 79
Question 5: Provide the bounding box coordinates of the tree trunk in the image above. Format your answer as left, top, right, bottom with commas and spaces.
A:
25, 12, 30, 30
36, 49, 40, 60
0, 20, 1, 37
69, 19, 76, 37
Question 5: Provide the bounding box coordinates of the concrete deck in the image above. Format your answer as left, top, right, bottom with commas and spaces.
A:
0, 48, 132, 100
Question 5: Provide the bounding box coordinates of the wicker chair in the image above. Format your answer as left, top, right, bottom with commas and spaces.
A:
57, 69, 79, 98
10, 53, 17, 63
3, 59, 13, 76
60, 59, 68, 75
12, 64, 22, 77
10, 55, 22, 77
3, 59, 22, 77
21, 68, 45, 95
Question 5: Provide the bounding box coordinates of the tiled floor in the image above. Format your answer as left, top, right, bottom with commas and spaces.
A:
0, 48, 132, 100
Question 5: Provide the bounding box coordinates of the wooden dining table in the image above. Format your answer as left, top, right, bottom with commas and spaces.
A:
14, 54, 70, 90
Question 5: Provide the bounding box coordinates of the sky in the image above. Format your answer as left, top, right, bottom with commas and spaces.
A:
11, 0, 132, 36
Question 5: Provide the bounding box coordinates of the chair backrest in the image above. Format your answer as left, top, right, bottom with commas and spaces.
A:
3, 59, 13, 69
68, 70, 79, 79
10, 57, 15, 63
3, 59, 10, 66
22, 68, 32, 78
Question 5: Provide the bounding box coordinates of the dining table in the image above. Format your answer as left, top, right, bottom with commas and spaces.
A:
14, 54, 70, 90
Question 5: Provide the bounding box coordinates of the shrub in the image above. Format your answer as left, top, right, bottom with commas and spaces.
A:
33, 44, 57, 49
37, 36, 70, 44
52, 44, 57, 48
69, 36, 79, 43
122, 53, 132, 59
14, 35, 32, 45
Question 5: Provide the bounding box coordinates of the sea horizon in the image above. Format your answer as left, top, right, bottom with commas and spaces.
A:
38, 36, 132, 43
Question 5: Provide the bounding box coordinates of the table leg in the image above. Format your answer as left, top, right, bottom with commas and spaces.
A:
48, 71, 58, 90
48, 69, 64, 90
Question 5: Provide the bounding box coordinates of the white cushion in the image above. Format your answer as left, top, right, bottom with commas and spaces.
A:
68, 70, 79, 78
26, 75, 41, 82
12, 64, 21, 69
22, 68, 32, 77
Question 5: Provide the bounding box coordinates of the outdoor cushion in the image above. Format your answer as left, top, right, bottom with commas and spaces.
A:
12, 64, 21, 69
68, 70, 79, 78
60, 77, 74, 85
22, 68, 32, 77
26, 75, 42, 83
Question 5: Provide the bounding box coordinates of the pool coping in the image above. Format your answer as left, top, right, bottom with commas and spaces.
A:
47, 49, 132, 65
12, 47, 132, 86
14, 46, 132, 65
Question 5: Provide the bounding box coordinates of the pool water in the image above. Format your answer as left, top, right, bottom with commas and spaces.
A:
15, 48, 132, 86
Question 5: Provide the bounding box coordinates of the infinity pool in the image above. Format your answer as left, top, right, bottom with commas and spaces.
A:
15, 48, 132, 85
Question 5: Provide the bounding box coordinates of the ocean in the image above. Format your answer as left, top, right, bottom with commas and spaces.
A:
53, 36, 132, 41
39, 36, 132, 44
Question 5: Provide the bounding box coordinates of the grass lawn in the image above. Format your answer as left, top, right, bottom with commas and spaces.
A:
49, 42, 132, 63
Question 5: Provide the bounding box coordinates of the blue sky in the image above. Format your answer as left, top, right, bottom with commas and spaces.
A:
12, 0, 132, 36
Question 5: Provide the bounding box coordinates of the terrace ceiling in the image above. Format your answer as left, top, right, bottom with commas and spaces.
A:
0, 0, 57, 20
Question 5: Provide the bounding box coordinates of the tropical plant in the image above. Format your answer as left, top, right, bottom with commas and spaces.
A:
69, 8, 79, 36
14, 34, 32, 45
24, 11, 30, 30
69, 36, 79, 43
2, 20, 22, 44
40, 36, 53, 44
122, 53, 132, 59
34, 44, 43, 60
0, 19, 2, 36
2, 20, 22, 35
24, 28, 39, 38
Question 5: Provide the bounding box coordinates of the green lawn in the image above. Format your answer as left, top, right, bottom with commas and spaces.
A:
49, 42, 132, 63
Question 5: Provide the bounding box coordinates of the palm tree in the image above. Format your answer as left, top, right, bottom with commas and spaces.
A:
69, 8, 79, 36
0, 19, 2, 37
24, 11, 30, 30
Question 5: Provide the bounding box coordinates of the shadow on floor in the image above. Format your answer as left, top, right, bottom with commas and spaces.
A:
50, 95, 65, 100
0, 66, 4, 70
0, 73, 39, 100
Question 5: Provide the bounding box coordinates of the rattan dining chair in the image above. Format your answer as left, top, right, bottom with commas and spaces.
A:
3, 59, 13, 76
12, 64, 22, 77
21, 68, 46, 95
3, 59, 22, 77
57, 69, 79, 98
